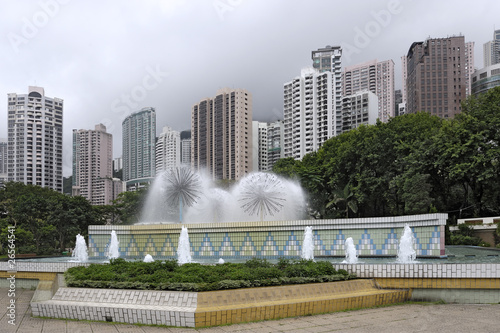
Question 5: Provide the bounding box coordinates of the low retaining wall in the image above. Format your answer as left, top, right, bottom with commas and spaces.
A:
88, 213, 447, 259
30, 278, 409, 328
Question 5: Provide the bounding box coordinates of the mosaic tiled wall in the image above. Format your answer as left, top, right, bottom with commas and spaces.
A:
88, 214, 447, 259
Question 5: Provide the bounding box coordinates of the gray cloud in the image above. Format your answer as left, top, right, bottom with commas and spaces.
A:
0, 0, 498, 176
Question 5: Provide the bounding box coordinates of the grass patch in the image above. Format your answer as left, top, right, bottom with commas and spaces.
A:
64, 257, 356, 292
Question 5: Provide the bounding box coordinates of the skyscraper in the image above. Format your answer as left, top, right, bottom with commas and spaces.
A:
72, 124, 118, 205
405, 36, 473, 118
483, 29, 500, 67
180, 130, 191, 166
7, 86, 63, 192
312, 45, 343, 136
0, 139, 7, 187
343, 59, 395, 122
191, 88, 252, 180
155, 126, 180, 172
283, 68, 339, 160
122, 107, 156, 190
252, 120, 283, 172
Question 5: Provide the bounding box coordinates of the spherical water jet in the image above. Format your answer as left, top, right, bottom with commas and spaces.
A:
107, 230, 120, 260
218, 258, 225, 264
397, 224, 417, 263
342, 237, 358, 264
237, 172, 286, 221
301, 226, 314, 260
177, 226, 192, 265
72, 234, 88, 262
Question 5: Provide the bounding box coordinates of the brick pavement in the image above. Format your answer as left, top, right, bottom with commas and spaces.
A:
1, 288, 500, 332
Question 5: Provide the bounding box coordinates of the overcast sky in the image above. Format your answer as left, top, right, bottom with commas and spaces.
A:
1, 0, 499, 176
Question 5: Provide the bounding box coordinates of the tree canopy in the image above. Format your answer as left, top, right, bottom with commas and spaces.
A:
274, 87, 500, 221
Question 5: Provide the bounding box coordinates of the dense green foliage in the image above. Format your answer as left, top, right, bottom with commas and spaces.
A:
274, 87, 500, 223
0, 182, 103, 255
64, 258, 354, 291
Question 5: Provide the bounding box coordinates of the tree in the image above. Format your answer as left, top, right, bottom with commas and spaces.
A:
435, 87, 500, 217
113, 188, 148, 224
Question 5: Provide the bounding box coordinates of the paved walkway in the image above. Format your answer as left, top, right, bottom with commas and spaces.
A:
1, 288, 500, 333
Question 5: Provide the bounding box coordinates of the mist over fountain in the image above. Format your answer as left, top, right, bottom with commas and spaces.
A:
107, 230, 120, 260
72, 234, 88, 262
397, 224, 417, 263
141, 169, 306, 223
301, 226, 314, 260
342, 237, 358, 264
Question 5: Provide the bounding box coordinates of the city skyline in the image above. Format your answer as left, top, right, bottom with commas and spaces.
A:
1, 0, 499, 176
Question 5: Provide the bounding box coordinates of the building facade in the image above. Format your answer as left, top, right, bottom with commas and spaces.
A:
471, 63, 500, 96
0, 139, 7, 187
180, 130, 191, 166
343, 59, 395, 123
72, 124, 119, 205
283, 68, 339, 160
483, 29, 500, 67
155, 126, 180, 172
191, 88, 252, 180
405, 36, 473, 118
252, 120, 283, 172
312, 45, 343, 135
122, 107, 156, 190
341, 91, 379, 132
7, 86, 63, 191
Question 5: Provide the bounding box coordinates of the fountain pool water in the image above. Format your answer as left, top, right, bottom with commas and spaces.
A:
177, 226, 192, 264
143, 254, 154, 263
397, 223, 417, 263
301, 226, 314, 260
72, 234, 88, 262
107, 230, 120, 260
342, 237, 358, 264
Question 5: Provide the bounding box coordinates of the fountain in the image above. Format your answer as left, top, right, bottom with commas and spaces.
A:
141, 170, 305, 223
397, 224, 417, 263
107, 230, 120, 259
301, 226, 314, 260
218, 258, 225, 264
342, 237, 358, 264
72, 234, 88, 262
177, 226, 192, 264
143, 254, 154, 263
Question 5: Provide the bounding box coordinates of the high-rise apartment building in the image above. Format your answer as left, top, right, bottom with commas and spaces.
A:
7, 86, 63, 192
341, 91, 379, 132
401, 55, 408, 104
0, 139, 7, 187
283, 68, 340, 160
191, 88, 252, 180
312, 45, 343, 135
343, 59, 395, 122
155, 126, 180, 172
465, 41, 475, 97
180, 130, 191, 166
72, 124, 119, 205
405, 36, 473, 118
122, 107, 156, 190
252, 120, 283, 172
483, 29, 500, 67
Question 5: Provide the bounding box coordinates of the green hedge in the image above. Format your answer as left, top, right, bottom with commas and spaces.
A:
64, 258, 355, 291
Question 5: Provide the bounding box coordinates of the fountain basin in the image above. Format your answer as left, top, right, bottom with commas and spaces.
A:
88, 214, 447, 260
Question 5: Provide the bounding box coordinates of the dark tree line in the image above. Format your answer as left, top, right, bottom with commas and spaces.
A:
273, 87, 500, 223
